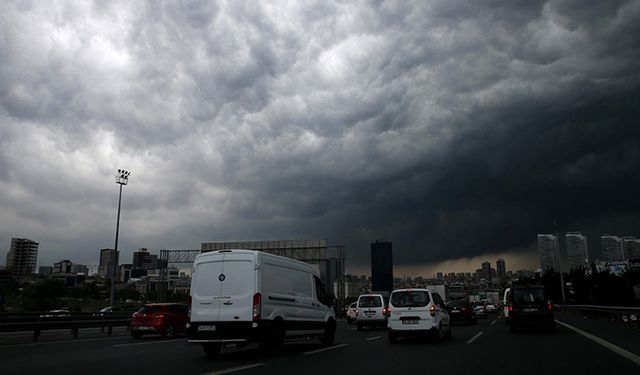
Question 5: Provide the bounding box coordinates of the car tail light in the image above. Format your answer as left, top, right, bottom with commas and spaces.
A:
547, 303, 553, 311
383, 307, 390, 317
506, 304, 513, 312
252, 293, 261, 321
355, 309, 359, 316
430, 304, 436, 317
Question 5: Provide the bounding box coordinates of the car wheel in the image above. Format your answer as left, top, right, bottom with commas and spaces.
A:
356, 324, 363, 331
162, 324, 175, 339
131, 331, 142, 339
202, 343, 221, 357
321, 319, 336, 346
548, 322, 556, 332
471, 318, 477, 325
445, 324, 452, 339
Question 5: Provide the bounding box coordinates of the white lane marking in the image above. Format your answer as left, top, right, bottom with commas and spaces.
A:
303, 343, 349, 355
466, 331, 484, 344
0, 335, 128, 350
113, 339, 184, 347
201, 363, 265, 375
365, 336, 381, 341
490, 320, 497, 325
556, 320, 640, 366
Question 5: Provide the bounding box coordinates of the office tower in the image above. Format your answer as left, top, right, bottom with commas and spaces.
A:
482, 261, 492, 282
538, 234, 560, 271
496, 258, 506, 281
5, 238, 39, 283
98, 248, 119, 278
132, 248, 159, 270
53, 260, 73, 274
622, 237, 640, 260
371, 240, 393, 292
565, 232, 589, 269
601, 235, 624, 261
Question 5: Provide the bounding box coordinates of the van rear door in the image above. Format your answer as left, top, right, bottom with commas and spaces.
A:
191, 257, 224, 322
217, 252, 256, 322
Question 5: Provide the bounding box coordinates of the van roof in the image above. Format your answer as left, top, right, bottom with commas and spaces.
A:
194, 249, 317, 274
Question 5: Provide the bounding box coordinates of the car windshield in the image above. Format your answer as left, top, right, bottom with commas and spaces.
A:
390, 291, 430, 307
512, 289, 546, 304
359, 296, 382, 307
138, 306, 162, 314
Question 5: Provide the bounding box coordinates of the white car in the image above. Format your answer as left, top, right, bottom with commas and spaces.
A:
387, 289, 451, 343
355, 294, 388, 330
188, 249, 336, 356
346, 302, 357, 324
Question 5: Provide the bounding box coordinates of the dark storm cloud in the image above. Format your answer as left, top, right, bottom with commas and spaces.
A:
0, 0, 639, 268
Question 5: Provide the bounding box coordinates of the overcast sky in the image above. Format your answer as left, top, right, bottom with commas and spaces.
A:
1, 0, 639, 275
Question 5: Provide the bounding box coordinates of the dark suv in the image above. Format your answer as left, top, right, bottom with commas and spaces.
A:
505, 286, 554, 332
447, 299, 476, 325
130, 303, 189, 339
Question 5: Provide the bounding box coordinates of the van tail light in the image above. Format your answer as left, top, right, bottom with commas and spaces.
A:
252, 293, 262, 321
383, 307, 391, 317
430, 305, 436, 317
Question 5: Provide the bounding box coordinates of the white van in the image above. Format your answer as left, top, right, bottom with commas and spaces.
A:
355, 293, 388, 330
187, 249, 336, 356
387, 288, 451, 343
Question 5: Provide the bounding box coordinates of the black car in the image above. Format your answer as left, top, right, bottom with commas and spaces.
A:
447, 299, 476, 325
506, 286, 555, 332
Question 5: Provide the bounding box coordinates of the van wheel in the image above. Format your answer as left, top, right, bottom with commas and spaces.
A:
161, 324, 175, 339
261, 322, 284, 355
321, 319, 336, 346
202, 343, 221, 357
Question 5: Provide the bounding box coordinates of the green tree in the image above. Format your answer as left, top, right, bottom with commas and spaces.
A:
22, 279, 67, 311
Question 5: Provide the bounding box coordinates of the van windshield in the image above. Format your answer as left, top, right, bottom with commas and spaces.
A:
359, 296, 382, 307
391, 291, 430, 307
512, 288, 546, 304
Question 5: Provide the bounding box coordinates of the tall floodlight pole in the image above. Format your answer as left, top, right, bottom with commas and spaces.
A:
110, 169, 131, 307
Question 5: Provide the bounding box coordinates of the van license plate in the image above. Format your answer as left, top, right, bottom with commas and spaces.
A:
198, 325, 217, 331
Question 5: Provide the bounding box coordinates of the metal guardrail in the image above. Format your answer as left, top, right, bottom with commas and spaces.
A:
0, 312, 134, 341
557, 304, 640, 328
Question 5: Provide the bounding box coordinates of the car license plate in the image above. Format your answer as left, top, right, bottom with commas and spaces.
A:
402, 320, 418, 325
452, 309, 460, 313
198, 325, 217, 331
523, 308, 538, 312
138, 326, 153, 331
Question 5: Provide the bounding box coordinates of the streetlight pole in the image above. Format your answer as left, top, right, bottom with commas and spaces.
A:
110, 169, 131, 308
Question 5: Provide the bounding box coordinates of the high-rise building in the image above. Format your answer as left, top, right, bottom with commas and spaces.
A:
481, 261, 492, 282
98, 248, 119, 278
601, 235, 624, 261
5, 238, 39, 283
565, 232, 589, 270
622, 237, 640, 260
38, 266, 53, 276
538, 234, 560, 271
371, 240, 393, 292
132, 248, 159, 270
496, 259, 506, 282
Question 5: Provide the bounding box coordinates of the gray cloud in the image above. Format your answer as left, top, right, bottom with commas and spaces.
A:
1, 0, 639, 269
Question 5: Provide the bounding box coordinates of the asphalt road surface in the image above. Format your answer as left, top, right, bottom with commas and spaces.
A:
0, 313, 638, 375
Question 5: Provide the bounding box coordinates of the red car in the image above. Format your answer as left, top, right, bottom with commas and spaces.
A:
130, 303, 189, 339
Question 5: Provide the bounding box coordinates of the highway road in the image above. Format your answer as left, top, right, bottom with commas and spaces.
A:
0, 313, 638, 375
